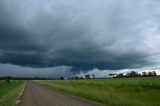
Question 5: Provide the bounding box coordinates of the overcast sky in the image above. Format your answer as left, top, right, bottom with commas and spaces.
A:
0, 0, 160, 78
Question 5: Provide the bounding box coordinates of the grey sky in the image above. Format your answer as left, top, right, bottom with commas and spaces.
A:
0, 0, 160, 77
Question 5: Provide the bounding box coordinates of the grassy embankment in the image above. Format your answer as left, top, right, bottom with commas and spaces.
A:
0, 80, 26, 106
36, 77, 160, 106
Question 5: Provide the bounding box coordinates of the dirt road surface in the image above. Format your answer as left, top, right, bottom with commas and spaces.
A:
17, 81, 104, 106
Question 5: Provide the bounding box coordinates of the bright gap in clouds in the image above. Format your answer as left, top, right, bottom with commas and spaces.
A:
0, 63, 160, 78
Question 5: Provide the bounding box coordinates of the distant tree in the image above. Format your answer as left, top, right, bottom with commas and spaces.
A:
142, 72, 147, 77
130, 71, 138, 77
84, 74, 90, 79
152, 71, 157, 76
117, 73, 124, 78
148, 71, 152, 77
92, 74, 95, 79
79, 77, 84, 79
126, 73, 130, 77
75, 76, 79, 80
4, 76, 12, 84
60, 76, 64, 80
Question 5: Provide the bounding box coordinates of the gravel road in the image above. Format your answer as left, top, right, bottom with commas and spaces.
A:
17, 81, 104, 106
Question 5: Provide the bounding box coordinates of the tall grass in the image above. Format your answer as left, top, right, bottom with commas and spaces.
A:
36, 77, 160, 106
0, 80, 26, 106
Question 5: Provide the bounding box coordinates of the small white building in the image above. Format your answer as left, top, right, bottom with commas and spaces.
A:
107, 74, 118, 78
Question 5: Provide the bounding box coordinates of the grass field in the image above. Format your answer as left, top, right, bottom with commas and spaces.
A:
0, 80, 26, 106
36, 77, 160, 106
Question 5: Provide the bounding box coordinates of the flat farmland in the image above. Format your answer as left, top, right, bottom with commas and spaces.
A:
36, 77, 160, 106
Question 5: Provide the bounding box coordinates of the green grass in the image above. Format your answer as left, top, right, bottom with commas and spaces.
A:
36, 77, 160, 106
0, 80, 26, 106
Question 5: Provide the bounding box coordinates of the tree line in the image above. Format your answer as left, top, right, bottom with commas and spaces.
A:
110, 71, 157, 78
70, 71, 158, 80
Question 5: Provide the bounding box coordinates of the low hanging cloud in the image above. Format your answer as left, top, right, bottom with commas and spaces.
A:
0, 0, 160, 76
0, 63, 73, 78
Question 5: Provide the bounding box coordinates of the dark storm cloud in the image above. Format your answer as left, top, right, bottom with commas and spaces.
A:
0, 0, 160, 73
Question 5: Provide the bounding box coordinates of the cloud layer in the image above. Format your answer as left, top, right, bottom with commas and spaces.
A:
0, 0, 160, 77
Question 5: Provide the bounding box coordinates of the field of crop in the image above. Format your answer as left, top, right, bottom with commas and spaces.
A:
0, 80, 26, 106
36, 77, 160, 106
